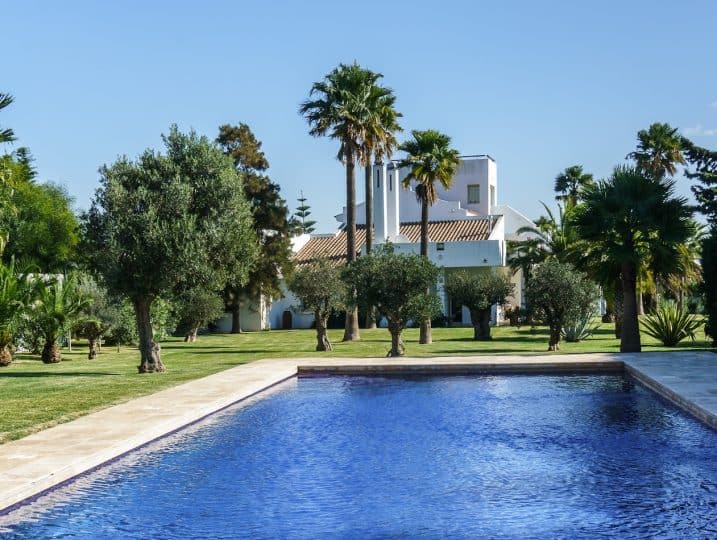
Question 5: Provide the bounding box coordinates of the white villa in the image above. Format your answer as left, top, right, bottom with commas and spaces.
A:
260, 155, 535, 330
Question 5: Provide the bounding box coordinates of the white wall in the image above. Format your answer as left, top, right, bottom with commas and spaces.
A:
389, 239, 505, 267
491, 204, 536, 240
268, 281, 315, 330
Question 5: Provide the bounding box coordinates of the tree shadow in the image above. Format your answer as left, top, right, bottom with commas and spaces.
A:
0, 371, 122, 377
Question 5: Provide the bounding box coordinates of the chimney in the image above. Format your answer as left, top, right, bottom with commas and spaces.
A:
373, 161, 400, 243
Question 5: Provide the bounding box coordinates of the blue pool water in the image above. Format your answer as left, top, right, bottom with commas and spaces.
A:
1, 374, 716, 539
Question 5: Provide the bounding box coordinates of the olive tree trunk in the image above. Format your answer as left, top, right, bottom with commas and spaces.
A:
620, 262, 641, 353
470, 308, 493, 340
230, 299, 242, 333
548, 323, 561, 351
42, 340, 61, 364
0, 344, 13, 366
134, 297, 165, 373
315, 312, 332, 351
388, 321, 405, 357
88, 337, 98, 360
343, 155, 361, 342
419, 199, 432, 345
184, 326, 199, 343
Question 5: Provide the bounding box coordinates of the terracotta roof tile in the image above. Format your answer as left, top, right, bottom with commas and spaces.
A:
294, 219, 495, 267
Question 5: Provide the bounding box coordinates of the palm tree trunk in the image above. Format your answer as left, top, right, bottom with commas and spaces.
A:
419, 198, 432, 344
42, 339, 61, 363
620, 262, 641, 352
0, 344, 13, 366
343, 156, 360, 342
134, 297, 165, 373
364, 163, 377, 329
365, 163, 373, 255
614, 279, 623, 339
637, 289, 645, 316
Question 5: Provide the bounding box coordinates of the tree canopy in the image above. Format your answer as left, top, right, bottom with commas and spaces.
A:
445, 269, 514, 340
572, 165, 692, 352
288, 259, 345, 351
217, 123, 293, 333
84, 126, 257, 372
346, 246, 441, 356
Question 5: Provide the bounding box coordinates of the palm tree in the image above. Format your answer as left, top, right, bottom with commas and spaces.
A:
360, 80, 402, 329
573, 165, 692, 352
554, 165, 593, 207
398, 129, 461, 344
627, 122, 686, 179
0, 93, 15, 145
361, 84, 402, 256
0, 260, 34, 366
513, 202, 583, 264
300, 62, 378, 341
33, 274, 89, 363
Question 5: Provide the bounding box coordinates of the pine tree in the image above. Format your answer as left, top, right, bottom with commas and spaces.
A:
290, 191, 317, 235
217, 123, 294, 333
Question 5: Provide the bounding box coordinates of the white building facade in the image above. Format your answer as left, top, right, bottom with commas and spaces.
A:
267, 155, 535, 329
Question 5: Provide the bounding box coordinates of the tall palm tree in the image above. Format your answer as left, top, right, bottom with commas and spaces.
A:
554, 165, 593, 207
398, 129, 460, 344
300, 62, 378, 341
360, 81, 402, 329
573, 165, 692, 352
0, 93, 15, 145
362, 84, 402, 255
627, 122, 686, 179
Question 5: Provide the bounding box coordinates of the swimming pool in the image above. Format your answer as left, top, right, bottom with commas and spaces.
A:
1, 374, 716, 538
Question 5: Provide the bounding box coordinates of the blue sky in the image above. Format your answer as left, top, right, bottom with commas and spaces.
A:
4, 1, 716, 230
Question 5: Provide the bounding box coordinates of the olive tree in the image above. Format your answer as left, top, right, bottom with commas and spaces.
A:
288, 259, 345, 351
74, 274, 115, 359
526, 260, 597, 351
346, 246, 441, 356
445, 269, 514, 340
176, 288, 225, 343
84, 126, 257, 373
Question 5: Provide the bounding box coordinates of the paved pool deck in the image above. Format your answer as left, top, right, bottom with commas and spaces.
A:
0, 350, 714, 513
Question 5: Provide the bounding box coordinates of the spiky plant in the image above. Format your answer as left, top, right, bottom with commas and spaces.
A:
640, 301, 703, 347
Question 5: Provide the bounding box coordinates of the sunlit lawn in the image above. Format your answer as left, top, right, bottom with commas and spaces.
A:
0, 323, 712, 443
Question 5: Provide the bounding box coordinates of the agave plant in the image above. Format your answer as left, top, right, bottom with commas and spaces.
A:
562, 309, 600, 342
641, 301, 703, 347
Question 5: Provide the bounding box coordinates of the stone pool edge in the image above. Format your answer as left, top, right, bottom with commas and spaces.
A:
1, 351, 715, 514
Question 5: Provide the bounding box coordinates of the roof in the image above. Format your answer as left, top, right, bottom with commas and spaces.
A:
294, 219, 495, 267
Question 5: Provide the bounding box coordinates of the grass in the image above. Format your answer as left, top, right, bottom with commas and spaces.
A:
0, 323, 712, 444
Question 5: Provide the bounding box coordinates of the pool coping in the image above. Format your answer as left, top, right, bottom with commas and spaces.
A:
0, 351, 715, 514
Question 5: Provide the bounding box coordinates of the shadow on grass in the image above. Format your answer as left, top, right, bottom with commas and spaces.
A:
0, 371, 122, 377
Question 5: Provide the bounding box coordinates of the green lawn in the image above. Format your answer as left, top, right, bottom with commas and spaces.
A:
0, 324, 712, 444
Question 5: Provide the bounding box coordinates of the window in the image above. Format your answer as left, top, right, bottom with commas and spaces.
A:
490, 185, 496, 207
389, 174, 393, 191
376, 170, 380, 188
467, 184, 480, 204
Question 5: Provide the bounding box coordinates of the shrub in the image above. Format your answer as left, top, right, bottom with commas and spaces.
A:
527, 261, 599, 351
641, 301, 703, 346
